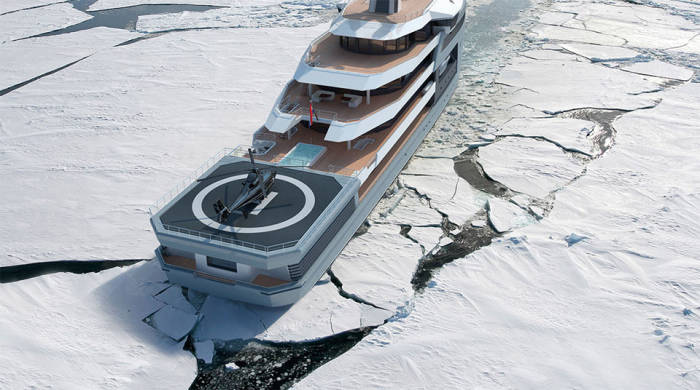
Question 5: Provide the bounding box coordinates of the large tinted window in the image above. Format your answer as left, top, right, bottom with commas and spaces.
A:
339, 35, 411, 54
207, 257, 237, 272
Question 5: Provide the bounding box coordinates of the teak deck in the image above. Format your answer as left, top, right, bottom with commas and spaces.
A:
307, 32, 432, 74
343, 0, 434, 23
257, 91, 425, 176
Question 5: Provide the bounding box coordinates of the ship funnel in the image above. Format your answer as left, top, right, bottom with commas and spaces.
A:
370, 0, 399, 14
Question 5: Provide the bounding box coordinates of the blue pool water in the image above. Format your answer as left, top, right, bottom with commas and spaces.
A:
279, 143, 326, 167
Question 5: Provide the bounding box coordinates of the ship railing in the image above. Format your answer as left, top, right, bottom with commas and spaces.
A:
148, 144, 357, 218
148, 148, 237, 216
161, 223, 299, 252
279, 96, 337, 123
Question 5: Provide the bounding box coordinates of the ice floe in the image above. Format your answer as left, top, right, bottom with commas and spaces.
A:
0, 0, 63, 15
486, 198, 532, 233
0, 3, 91, 42
537, 11, 575, 26
619, 59, 694, 81
374, 190, 444, 227
530, 24, 626, 46
147, 304, 200, 341
331, 223, 423, 312
0, 27, 141, 91
497, 56, 662, 113
560, 42, 641, 62
88, 0, 247, 12
496, 117, 597, 156
520, 48, 582, 61
135, 0, 334, 33
401, 157, 486, 224
479, 137, 585, 199
194, 340, 215, 364
0, 260, 197, 388
553, 1, 699, 50
190, 274, 387, 343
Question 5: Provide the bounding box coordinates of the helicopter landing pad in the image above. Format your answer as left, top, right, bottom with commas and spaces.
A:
159, 161, 344, 247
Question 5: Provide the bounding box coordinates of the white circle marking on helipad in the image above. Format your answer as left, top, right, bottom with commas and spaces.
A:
192, 174, 315, 234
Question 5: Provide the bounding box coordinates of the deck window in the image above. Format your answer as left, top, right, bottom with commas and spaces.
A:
206, 257, 237, 273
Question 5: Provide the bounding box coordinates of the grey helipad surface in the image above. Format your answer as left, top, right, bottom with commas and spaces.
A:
159, 161, 344, 247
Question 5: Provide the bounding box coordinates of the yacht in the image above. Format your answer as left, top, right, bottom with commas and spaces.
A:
149, 0, 466, 306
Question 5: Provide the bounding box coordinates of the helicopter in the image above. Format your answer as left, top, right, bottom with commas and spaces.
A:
212, 148, 277, 222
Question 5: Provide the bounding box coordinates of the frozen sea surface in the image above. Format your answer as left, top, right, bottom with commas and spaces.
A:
2, 0, 700, 388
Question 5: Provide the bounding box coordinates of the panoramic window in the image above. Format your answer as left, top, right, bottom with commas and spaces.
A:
206, 257, 237, 272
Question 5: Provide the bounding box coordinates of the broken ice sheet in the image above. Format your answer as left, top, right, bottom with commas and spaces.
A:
401, 157, 485, 224
0, 0, 66, 14
88, 0, 249, 11
194, 340, 215, 364
332, 223, 423, 311
0, 27, 142, 91
154, 285, 197, 314
479, 137, 585, 199
530, 24, 625, 46
560, 43, 640, 62
553, 1, 699, 50
496, 117, 597, 156
190, 274, 386, 344
497, 56, 662, 113
0, 3, 91, 43
487, 198, 533, 233
147, 304, 199, 341
619, 60, 694, 81
520, 49, 582, 61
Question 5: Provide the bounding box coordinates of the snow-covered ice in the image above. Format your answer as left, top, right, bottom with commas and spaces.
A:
553, 1, 699, 51
331, 223, 423, 311
148, 304, 199, 341
88, 0, 250, 11
401, 157, 485, 224
620, 59, 694, 81
135, 0, 335, 33
496, 117, 597, 156
520, 48, 580, 61
530, 24, 626, 46
560, 42, 641, 62
0, 260, 197, 388
297, 81, 700, 390
0, 27, 141, 91
0, 25, 326, 265
486, 198, 532, 233
0, 0, 63, 15
479, 137, 585, 199
497, 56, 662, 113
191, 275, 387, 343
0, 3, 91, 43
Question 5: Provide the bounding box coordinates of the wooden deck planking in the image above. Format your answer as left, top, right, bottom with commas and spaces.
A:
163, 255, 197, 271
343, 0, 433, 23
257, 92, 425, 176
308, 32, 431, 74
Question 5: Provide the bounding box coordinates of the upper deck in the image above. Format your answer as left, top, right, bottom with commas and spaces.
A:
343, 0, 434, 24
306, 31, 432, 75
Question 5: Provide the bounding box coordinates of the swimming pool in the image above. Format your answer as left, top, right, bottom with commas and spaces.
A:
279, 143, 327, 167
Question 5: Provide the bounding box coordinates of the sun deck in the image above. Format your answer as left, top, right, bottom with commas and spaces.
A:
257, 86, 426, 177
280, 64, 429, 123
306, 32, 433, 74
343, 0, 434, 23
